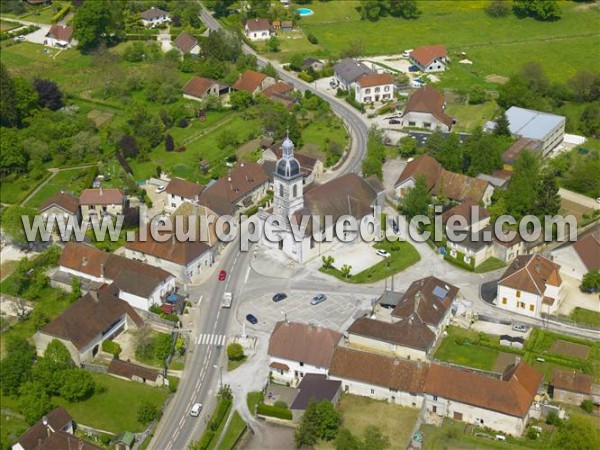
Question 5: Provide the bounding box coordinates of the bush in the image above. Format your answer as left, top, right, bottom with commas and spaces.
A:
51, 3, 71, 23
307, 33, 318, 44
257, 403, 292, 420
209, 397, 232, 431
226, 343, 245, 361
581, 399, 594, 413
274, 400, 288, 409
101, 340, 122, 358
137, 400, 160, 425
298, 71, 314, 83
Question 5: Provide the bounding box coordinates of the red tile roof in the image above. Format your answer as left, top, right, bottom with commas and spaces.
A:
348, 316, 436, 352
183, 76, 217, 99
551, 369, 593, 395
573, 231, 600, 271
173, 31, 198, 53
140, 7, 169, 20
395, 154, 441, 189
356, 73, 394, 88
268, 321, 342, 368
79, 188, 124, 206
441, 202, 490, 226
39, 191, 79, 214
409, 45, 447, 68
108, 359, 161, 382
245, 18, 271, 32
232, 70, 268, 93
499, 254, 562, 295
403, 85, 453, 128
262, 81, 294, 97
125, 231, 212, 266
166, 177, 204, 199
46, 24, 73, 42
424, 362, 543, 418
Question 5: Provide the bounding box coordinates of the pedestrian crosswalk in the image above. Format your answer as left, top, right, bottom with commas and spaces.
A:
196, 333, 227, 346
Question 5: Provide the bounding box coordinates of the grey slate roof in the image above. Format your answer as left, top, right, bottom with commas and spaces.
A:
334, 58, 374, 85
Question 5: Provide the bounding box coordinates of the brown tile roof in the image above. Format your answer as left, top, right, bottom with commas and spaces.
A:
39, 290, 143, 351
348, 316, 436, 352
409, 45, 447, 68
173, 31, 198, 53
573, 231, 600, 271
268, 321, 342, 368
551, 369, 593, 395
59, 242, 172, 287
166, 177, 204, 199
183, 76, 217, 99
270, 361, 290, 371
391, 276, 458, 327
46, 24, 73, 42
424, 362, 543, 418
356, 73, 394, 88
199, 162, 269, 216
329, 347, 429, 393
232, 70, 268, 93
79, 188, 124, 206
403, 85, 453, 128
441, 202, 490, 227
125, 230, 212, 266
33, 430, 101, 450
262, 81, 294, 97
140, 7, 169, 20
108, 359, 160, 382
16, 407, 73, 450
39, 191, 79, 214
502, 138, 542, 166
395, 154, 441, 189
245, 18, 271, 32
499, 254, 562, 295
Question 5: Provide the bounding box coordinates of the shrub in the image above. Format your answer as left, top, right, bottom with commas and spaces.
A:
209, 397, 232, 431
257, 403, 293, 420
137, 400, 160, 425
51, 4, 71, 23
101, 340, 122, 358
307, 33, 318, 44
226, 343, 245, 361
298, 71, 314, 83
274, 400, 288, 409
581, 399, 594, 413
546, 411, 560, 425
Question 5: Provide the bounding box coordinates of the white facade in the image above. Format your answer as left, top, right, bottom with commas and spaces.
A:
167, 193, 200, 211
424, 394, 529, 436
142, 11, 170, 28
125, 246, 215, 282
402, 111, 450, 131
353, 81, 394, 104
330, 376, 425, 408
347, 334, 428, 361
46, 36, 71, 48
117, 276, 176, 311
269, 356, 327, 387
245, 26, 272, 41
496, 283, 562, 319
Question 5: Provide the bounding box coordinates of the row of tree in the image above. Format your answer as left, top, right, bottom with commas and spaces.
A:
486, 0, 562, 21
359, 0, 421, 21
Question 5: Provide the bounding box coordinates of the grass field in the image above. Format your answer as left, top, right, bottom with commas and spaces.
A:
217, 411, 247, 450
316, 394, 419, 450
24, 167, 92, 208
569, 307, 600, 328
299, 1, 600, 85
434, 326, 501, 371
474, 257, 507, 273
246, 391, 263, 415
445, 101, 499, 132
53, 372, 169, 434
0, 170, 52, 205
0, 393, 27, 450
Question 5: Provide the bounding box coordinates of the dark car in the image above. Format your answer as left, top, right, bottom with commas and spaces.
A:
408, 65, 419, 72
246, 314, 258, 325
389, 119, 401, 125
218, 270, 227, 281
272, 293, 288, 302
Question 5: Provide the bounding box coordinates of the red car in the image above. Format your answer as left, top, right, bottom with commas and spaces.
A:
218, 270, 227, 281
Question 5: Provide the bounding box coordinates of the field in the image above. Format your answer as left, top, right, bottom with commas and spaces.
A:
53, 372, 169, 434
316, 394, 419, 449
216, 411, 247, 450
433, 326, 503, 371
24, 167, 93, 208
569, 307, 600, 328
445, 101, 498, 132
298, 1, 600, 85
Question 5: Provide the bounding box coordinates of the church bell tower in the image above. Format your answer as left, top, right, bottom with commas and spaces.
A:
273, 136, 304, 217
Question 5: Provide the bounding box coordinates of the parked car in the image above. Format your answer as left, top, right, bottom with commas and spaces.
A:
512, 323, 528, 333
218, 270, 227, 281
389, 119, 401, 125
310, 294, 327, 305
190, 403, 202, 417
272, 293, 288, 302
14, 35, 25, 42
155, 185, 166, 193
376, 249, 391, 258
246, 313, 258, 324
408, 65, 420, 72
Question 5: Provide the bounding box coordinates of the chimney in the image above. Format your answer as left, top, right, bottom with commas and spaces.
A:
82, 256, 88, 267
100, 263, 105, 279
99, 187, 103, 196
535, 263, 541, 274
89, 291, 98, 302
393, 359, 400, 366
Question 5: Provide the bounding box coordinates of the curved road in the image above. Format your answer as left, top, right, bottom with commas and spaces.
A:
149, 7, 370, 450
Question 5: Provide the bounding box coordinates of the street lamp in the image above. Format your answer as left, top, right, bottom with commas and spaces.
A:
213, 364, 223, 389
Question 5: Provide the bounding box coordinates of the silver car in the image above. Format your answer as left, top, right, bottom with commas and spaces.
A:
310, 294, 327, 305
512, 323, 528, 333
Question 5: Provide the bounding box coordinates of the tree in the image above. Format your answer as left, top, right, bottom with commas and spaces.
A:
18, 382, 53, 425
230, 90, 254, 110
553, 416, 600, 450
362, 426, 391, 450
485, 0, 511, 17
207, 0, 236, 18
33, 79, 63, 111
513, 0, 562, 21
435, 132, 462, 172
0, 63, 18, 127
424, 130, 445, 157
295, 399, 341, 447
165, 134, 175, 152
536, 172, 560, 216
362, 127, 386, 179
267, 36, 280, 53
335, 428, 361, 450
340, 264, 352, 279
30, 308, 50, 331
226, 343, 245, 361
360, 0, 386, 21
570, 71, 600, 103
494, 111, 511, 136
398, 136, 417, 157
261, 62, 278, 78
60, 370, 95, 401
465, 129, 503, 176
73, 0, 123, 51
580, 101, 600, 137
401, 175, 431, 219
202, 29, 241, 62
119, 135, 139, 158
388, 0, 421, 19
521, 61, 549, 96
321, 255, 335, 270
580, 270, 600, 293
1, 206, 36, 244
137, 400, 160, 425
0, 338, 34, 396
580, 399, 594, 413
503, 149, 541, 219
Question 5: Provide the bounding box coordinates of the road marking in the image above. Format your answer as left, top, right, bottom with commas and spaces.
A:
244, 266, 250, 283
198, 295, 203, 306
196, 333, 226, 346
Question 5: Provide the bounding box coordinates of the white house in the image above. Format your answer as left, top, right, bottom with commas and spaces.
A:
328, 346, 428, 409
551, 229, 600, 281
333, 58, 374, 90
79, 188, 126, 223
38, 191, 80, 240
423, 362, 543, 436
45, 24, 73, 48
244, 18, 273, 40
496, 254, 563, 318
140, 7, 170, 27
268, 321, 342, 387
165, 177, 204, 211
409, 45, 448, 72
354, 73, 395, 104
402, 85, 454, 131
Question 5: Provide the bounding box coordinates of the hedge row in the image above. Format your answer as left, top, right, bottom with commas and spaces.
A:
51, 3, 71, 23
195, 397, 232, 450
0, 25, 39, 42
256, 403, 292, 420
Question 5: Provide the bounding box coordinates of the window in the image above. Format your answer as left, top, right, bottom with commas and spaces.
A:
389, 388, 398, 393
433, 396, 438, 401
516, 290, 521, 298
370, 389, 375, 395
518, 302, 526, 309
408, 121, 416, 126
529, 304, 535, 312
375, 87, 380, 93
502, 297, 507, 305
299, 362, 304, 367
365, 88, 371, 94
384, 86, 390, 92
424, 122, 431, 128
279, 184, 284, 198
293, 184, 298, 198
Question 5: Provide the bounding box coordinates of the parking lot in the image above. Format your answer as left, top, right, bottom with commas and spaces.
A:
237, 289, 373, 333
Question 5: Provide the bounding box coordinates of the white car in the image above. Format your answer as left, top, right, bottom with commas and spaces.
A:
376, 249, 391, 258
512, 323, 528, 333
14, 35, 25, 42
190, 403, 202, 417
155, 185, 166, 193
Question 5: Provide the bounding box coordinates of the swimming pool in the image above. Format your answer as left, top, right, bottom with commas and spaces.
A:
297, 7, 314, 16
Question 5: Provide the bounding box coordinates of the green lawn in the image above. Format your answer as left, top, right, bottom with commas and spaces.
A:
568, 307, 600, 328
316, 394, 418, 450
246, 391, 263, 415
1, 171, 52, 206
24, 167, 92, 208
217, 410, 247, 450
433, 326, 500, 371
474, 257, 507, 273
445, 101, 499, 132
320, 240, 420, 284
53, 372, 169, 434
227, 356, 247, 372
299, 1, 600, 85
0, 395, 28, 450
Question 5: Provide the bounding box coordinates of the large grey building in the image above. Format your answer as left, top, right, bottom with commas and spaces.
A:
505, 107, 566, 155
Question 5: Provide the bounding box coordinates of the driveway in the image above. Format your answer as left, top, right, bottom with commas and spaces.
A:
0, 17, 51, 44
383, 158, 406, 196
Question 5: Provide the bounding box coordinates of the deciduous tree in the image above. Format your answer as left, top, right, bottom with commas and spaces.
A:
401, 175, 431, 219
